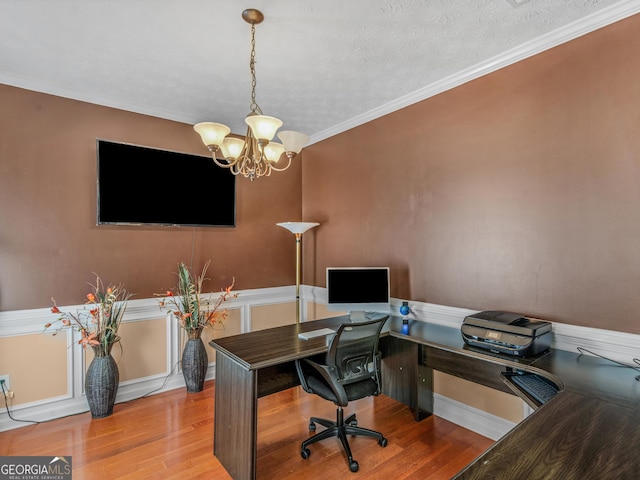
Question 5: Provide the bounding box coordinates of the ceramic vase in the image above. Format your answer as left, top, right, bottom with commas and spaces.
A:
182, 327, 208, 393
85, 343, 119, 418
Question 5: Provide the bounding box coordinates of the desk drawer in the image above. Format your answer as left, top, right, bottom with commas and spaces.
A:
380, 336, 433, 420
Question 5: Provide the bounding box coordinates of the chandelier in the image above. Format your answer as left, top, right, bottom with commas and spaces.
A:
194, 9, 309, 181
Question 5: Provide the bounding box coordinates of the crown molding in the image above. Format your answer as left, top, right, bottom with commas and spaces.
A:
309, 0, 640, 144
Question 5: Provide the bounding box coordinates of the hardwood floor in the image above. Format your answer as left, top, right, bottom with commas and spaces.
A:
0, 381, 493, 479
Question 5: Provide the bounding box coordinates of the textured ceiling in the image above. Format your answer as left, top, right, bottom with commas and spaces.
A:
1, 1, 639, 144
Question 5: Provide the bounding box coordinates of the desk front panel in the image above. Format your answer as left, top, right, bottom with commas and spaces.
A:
214, 353, 258, 480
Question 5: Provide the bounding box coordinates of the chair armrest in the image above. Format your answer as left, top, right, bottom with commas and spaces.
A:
296, 358, 349, 406
295, 359, 312, 393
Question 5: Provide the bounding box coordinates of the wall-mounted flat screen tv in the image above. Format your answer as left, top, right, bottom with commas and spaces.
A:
97, 139, 236, 227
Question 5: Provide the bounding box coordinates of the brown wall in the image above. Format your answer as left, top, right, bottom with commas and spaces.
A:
303, 15, 640, 334
0, 85, 302, 310
3, 15, 640, 335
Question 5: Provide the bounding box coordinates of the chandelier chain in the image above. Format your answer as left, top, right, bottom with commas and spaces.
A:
249, 22, 262, 115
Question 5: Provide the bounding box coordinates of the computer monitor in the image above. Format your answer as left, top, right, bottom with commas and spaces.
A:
326, 267, 391, 321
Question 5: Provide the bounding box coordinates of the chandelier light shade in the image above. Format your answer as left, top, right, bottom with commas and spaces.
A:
264, 142, 286, 163
278, 131, 310, 158
194, 9, 309, 181
193, 122, 231, 150
220, 137, 245, 161
245, 115, 283, 143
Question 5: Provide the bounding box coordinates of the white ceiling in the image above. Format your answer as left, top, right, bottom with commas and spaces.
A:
1, 1, 639, 144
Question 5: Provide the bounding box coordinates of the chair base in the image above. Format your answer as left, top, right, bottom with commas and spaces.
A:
301, 406, 388, 473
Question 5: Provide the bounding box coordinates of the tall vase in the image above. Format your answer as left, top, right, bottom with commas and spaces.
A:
182, 327, 208, 393
85, 343, 119, 418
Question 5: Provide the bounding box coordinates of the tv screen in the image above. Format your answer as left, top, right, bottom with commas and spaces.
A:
97, 140, 236, 227
326, 267, 391, 320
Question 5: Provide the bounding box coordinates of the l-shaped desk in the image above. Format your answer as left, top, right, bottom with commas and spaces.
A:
209, 315, 640, 479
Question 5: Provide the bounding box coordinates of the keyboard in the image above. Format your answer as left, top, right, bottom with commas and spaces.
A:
298, 328, 336, 340
510, 373, 559, 404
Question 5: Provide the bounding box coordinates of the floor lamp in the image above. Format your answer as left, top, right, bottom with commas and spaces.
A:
276, 222, 320, 323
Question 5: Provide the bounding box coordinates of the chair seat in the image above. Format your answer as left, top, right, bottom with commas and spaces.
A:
307, 375, 378, 404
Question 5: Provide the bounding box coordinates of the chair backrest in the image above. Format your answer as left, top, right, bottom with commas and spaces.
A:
326, 316, 388, 387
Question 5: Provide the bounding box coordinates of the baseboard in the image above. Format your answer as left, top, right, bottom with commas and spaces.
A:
0, 367, 216, 432
433, 393, 517, 441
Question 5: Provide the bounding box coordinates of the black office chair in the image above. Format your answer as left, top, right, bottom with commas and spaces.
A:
295, 316, 389, 472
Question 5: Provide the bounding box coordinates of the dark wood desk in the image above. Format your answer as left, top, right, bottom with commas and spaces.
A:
388, 319, 640, 479
210, 316, 354, 480
210, 316, 640, 480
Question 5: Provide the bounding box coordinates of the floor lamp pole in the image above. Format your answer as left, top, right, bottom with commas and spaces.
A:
276, 222, 320, 323
294, 233, 302, 324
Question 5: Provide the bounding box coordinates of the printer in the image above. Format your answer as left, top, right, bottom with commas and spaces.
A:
461, 310, 551, 358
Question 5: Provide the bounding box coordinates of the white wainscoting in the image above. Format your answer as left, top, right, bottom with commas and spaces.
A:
0, 286, 293, 432
2, 285, 639, 437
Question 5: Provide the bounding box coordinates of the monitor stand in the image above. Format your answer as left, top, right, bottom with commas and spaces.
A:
349, 311, 366, 322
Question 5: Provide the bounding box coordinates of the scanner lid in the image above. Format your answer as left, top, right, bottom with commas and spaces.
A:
463, 310, 552, 337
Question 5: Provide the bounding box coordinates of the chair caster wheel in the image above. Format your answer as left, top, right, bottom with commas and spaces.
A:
308, 422, 316, 432
349, 460, 359, 472
379, 437, 388, 447
301, 448, 311, 459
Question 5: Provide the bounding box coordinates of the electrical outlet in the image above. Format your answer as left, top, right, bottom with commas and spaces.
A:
0, 376, 13, 400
